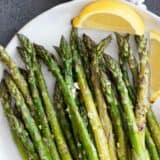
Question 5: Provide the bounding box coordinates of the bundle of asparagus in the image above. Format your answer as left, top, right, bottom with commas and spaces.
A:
0, 28, 160, 160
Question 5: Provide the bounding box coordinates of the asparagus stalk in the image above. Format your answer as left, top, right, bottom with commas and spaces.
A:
57, 37, 89, 160
147, 109, 160, 155
34, 44, 99, 160
117, 35, 159, 158
115, 33, 136, 104
0, 80, 39, 160
134, 35, 160, 155
17, 34, 72, 160
100, 70, 128, 160
116, 34, 149, 151
121, 34, 160, 156
4, 71, 52, 160
0, 46, 28, 94
17, 47, 60, 160
0, 45, 40, 126
116, 33, 159, 157
135, 35, 150, 139
76, 36, 104, 144
76, 38, 102, 157
75, 35, 99, 149
0, 45, 35, 105
58, 36, 73, 90
81, 34, 95, 91
84, 34, 117, 160
71, 28, 111, 160
89, 34, 128, 160
124, 36, 138, 88
53, 83, 79, 160
77, 90, 94, 144
145, 128, 160, 160
104, 54, 148, 160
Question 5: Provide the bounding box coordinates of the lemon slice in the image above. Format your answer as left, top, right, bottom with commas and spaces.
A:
150, 31, 160, 103
72, 0, 145, 35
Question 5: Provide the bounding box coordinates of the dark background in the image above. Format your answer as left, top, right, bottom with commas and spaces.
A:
0, 0, 159, 46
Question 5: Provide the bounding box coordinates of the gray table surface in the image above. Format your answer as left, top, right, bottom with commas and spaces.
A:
0, 0, 159, 46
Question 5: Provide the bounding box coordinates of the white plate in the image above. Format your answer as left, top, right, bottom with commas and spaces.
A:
1, 0, 160, 159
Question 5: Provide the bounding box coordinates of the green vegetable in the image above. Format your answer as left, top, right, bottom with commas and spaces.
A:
84, 34, 117, 160
57, 36, 89, 160
71, 28, 111, 160
104, 54, 148, 160
0, 29, 159, 160
0, 45, 36, 120
145, 127, 159, 160
17, 46, 60, 160
17, 34, 72, 160
124, 35, 138, 88
4, 71, 52, 160
53, 84, 79, 159
35, 41, 99, 160
115, 33, 135, 104
122, 34, 160, 157
147, 109, 160, 155
0, 80, 39, 160
100, 70, 128, 160
135, 35, 150, 142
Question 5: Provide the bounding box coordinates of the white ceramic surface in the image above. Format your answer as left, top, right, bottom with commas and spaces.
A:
1, 0, 160, 159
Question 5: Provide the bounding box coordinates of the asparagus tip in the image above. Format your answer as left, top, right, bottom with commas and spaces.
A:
17, 33, 26, 41
60, 35, 66, 43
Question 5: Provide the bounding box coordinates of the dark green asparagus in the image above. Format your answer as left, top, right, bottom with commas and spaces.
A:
58, 36, 73, 90
147, 109, 160, 155
124, 36, 138, 88
17, 34, 72, 160
115, 33, 136, 104
104, 54, 149, 160
56, 37, 89, 160
0, 46, 28, 95
0, 45, 38, 122
4, 71, 52, 160
34, 43, 99, 160
56, 43, 89, 160
145, 127, 159, 160
17, 47, 60, 160
121, 34, 160, 157
81, 34, 95, 91
0, 80, 39, 160
53, 83, 79, 160
77, 90, 94, 144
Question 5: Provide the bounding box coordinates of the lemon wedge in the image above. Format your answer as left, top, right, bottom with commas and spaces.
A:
72, 0, 145, 35
150, 31, 160, 103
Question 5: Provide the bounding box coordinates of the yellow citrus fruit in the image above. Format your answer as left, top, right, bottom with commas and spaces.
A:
150, 31, 160, 103
72, 0, 145, 35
